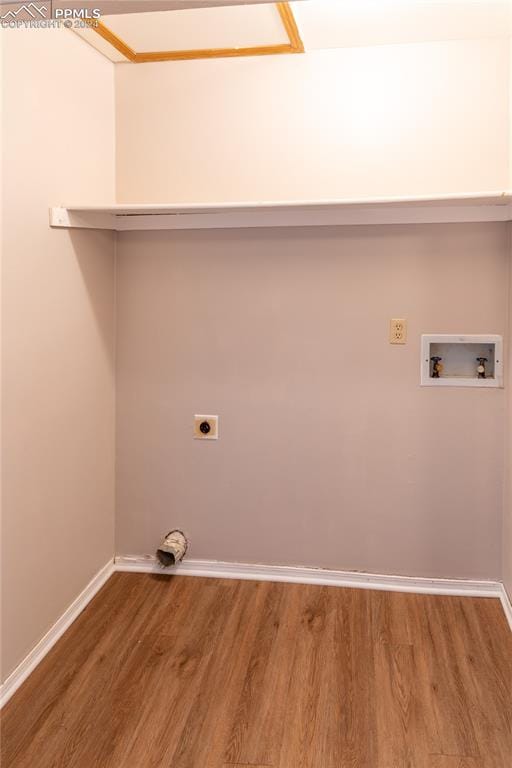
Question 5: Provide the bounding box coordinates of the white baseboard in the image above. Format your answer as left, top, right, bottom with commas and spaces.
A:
0, 559, 114, 709
115, 555, 503, 598
499, 583, 512, 632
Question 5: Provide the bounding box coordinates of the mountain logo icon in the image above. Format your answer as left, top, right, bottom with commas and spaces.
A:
1, 3, 48, 20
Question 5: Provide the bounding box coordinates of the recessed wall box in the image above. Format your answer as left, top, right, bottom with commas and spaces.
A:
420, 335, 503, 387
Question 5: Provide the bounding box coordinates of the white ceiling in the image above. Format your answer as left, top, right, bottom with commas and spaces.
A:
294, 1, 512, 49
74, 0, 512, 64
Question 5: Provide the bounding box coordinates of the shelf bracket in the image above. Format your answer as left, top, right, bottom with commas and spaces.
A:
50, 207, 116, 230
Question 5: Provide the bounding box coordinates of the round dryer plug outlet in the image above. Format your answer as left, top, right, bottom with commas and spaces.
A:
193, 415, 219, 440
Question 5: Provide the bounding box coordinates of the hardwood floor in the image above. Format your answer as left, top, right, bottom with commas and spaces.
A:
1, 573, 511, 768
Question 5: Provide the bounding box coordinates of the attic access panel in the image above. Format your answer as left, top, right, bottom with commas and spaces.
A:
421, 335, 503, 387
75, 2, 303, 63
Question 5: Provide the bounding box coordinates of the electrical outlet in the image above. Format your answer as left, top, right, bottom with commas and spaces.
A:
390, 318, 407, 344
193, 415, 219, 440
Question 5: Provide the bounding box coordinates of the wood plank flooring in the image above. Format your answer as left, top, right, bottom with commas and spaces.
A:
1, 573, 511, 768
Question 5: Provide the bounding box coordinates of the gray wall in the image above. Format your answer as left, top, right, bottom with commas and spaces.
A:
116, 222, 508, 580
504, 224, 512, 600
1, 28, 116, 683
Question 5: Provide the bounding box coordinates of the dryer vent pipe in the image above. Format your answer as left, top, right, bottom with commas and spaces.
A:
156, 530, 188, 568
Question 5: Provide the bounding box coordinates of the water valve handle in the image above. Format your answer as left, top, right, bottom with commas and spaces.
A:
476, 357, 488, 379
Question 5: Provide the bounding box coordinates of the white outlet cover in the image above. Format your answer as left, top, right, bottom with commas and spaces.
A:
194, 415, 219, 440
390, 318, 407, 344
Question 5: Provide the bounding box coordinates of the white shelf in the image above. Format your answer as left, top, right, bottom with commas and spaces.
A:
49, 192, 512, 232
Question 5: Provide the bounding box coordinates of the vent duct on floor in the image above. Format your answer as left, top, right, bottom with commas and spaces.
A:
156, 530, 188, 568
